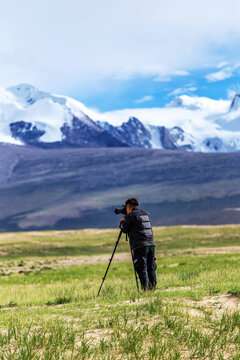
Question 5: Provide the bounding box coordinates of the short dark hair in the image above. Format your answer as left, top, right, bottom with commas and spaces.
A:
125, 197, 139, 207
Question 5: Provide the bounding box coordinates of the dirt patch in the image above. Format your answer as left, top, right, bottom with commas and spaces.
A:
81, 229, 117, 235
25, 232, 55, 237
163, 286, 194, 292
0, 252, 132, 275
168, 263, 179, 268
1, 243, 240, 275
57, 252, 131, 267
0, 229, 118, 241
202, 233, 222, 238
186, 308, 204, 317
181, 225, 240, 229
160, 245, 240, 257
115, 298, 146, 307
199, 294, 240, 311
200, 241, 215, 244
0, 244, 239, 275
0, 234, 19, 240
84, 328, 113, 345
29, 229, 117, 236
32, 241, 64, 246
184, 294, 240, 315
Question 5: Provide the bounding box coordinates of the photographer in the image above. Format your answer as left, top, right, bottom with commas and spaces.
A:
119, 198, 157, 291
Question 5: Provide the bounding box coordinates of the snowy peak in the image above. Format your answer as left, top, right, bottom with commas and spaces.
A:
7, 83, 67, 107
166, 96, 201, 110
0, 87, 17, 104
166, 95, 229, 112
7, 84, 93, 122
1, 83, 240, 152
8, 83, 41, 105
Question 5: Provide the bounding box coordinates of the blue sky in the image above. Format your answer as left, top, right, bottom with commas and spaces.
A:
77, 66, 240, 111
1, 0, 240, 111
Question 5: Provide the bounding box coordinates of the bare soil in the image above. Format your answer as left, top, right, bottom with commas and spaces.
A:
1, 244, 240, 275
162, 245, 240, 257
0, 252, 132, 275
183, 294, 240, 318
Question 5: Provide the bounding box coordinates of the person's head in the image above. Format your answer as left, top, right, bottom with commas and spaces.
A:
125, 198, 139, 214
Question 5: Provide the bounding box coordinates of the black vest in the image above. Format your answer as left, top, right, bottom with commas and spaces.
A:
120, 207, 155, 250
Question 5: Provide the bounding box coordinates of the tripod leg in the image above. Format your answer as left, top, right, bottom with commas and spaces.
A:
97, 230, 123, 297
126, 233, 140, 294
131, 248, 140, 294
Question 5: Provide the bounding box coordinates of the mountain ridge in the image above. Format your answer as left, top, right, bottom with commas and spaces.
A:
1, 144, 240, 231
1, 83, 240, 152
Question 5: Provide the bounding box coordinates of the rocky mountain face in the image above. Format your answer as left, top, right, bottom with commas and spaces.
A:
10, 113, 188, 150
60, 115, 128, 148
97, 120, 194, 150
10, 121, 45, 145
10, 114, 195, 150
2, 83, 240, 152
9, 115, 129, 149
97, 117, 152, 148
158, 126, 192, 150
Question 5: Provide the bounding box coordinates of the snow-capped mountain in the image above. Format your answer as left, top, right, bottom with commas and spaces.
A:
0, 84, 128, 148
98, 94, 240, 152
2, 83, 240, 152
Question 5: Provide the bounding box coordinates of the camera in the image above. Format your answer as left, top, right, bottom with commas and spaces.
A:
114, 205, 127, 215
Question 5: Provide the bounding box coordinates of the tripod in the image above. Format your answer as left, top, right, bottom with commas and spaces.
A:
97, 230, 140, 297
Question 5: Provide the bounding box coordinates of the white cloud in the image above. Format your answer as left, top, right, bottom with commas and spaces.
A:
115, 67, 189, 82
206, 62, 240, 82
206, 67, 233, 82
152, 75, 172, 82
134, 95, 153, 103
1, 0, 240, 93
217, 61, 229, 69
153, 70, 189, 82
99, 96, 230, 129
168, 86, 197, 96
189, 87, 197, 92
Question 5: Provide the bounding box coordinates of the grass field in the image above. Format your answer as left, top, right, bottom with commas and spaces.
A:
0, 226, 240, 359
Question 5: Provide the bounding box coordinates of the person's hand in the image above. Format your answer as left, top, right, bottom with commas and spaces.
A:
120, 217, 125, 222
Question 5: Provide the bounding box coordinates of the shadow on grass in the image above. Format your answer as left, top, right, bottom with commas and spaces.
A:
45, 296, 72, 306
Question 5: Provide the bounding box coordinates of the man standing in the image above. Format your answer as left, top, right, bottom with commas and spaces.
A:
120, 198, 157, 290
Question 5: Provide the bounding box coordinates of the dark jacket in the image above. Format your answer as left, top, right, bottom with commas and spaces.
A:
120, 207, 155, 250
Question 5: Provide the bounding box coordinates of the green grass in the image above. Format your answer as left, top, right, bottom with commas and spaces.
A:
0, 226, 239, 358
0, 225, 240, 259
